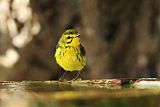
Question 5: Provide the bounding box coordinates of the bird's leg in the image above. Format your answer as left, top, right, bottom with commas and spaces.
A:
71, 71, 81, 81
59, 71, 67, 81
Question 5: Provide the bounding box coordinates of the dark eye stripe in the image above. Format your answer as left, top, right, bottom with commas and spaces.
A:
67, 39, 73, 44
66, 36, 73, 39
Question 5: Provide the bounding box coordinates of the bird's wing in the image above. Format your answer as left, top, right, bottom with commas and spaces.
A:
80, 44, 86, 56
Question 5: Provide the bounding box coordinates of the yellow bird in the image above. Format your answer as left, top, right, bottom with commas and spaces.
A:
55, 29, 86, 80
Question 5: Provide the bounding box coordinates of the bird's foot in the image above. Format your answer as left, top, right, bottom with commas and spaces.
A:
58, 78, 67, 82
71, 78, 81, 81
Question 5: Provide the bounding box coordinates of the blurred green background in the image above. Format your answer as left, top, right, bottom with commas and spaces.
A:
0, 0, 160, 80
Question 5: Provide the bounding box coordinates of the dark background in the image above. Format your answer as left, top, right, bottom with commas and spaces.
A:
0, 0, 160, 80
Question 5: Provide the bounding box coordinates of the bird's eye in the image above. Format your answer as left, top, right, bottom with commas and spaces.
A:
67, 36, 72, 39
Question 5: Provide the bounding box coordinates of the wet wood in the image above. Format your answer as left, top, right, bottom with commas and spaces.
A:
0, 78, 160, 107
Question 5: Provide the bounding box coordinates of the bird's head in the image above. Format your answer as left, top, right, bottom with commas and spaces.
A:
60, 29, 81, 47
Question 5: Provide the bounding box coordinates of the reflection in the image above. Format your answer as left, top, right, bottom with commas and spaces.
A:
0, 81, 159, 107
0, 82, 28, 107
0, 92, 29, 107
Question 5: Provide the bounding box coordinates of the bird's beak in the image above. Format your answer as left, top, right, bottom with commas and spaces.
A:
75, 34, 80, 37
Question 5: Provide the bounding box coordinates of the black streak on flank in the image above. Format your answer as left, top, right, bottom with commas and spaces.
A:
80, 45, 86, 56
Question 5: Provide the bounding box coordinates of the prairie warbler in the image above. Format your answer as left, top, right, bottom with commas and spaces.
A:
55, 29, 86, 80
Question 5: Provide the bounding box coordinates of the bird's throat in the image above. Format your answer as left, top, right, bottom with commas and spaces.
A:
71, 37, 80, 47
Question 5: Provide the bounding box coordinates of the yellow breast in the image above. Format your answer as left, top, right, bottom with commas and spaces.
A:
55, 47, 86, 71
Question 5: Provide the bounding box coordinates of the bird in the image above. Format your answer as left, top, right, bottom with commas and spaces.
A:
55, 29, 86, 80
